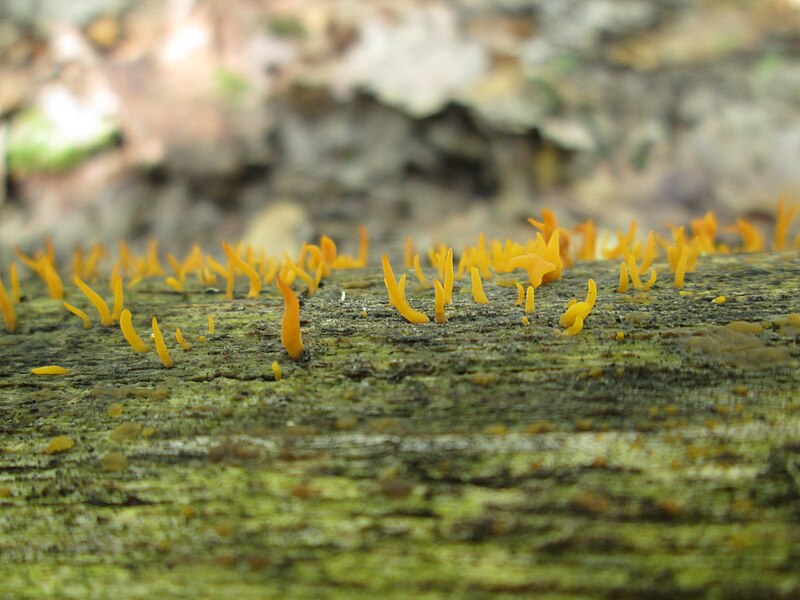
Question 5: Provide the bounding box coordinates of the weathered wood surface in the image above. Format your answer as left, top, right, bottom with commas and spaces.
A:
1, 251, 800, 599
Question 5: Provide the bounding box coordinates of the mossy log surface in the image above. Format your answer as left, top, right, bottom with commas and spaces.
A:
2, 252, 800, 599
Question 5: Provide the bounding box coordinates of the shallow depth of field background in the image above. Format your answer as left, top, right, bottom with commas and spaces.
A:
2, 0, 800, 259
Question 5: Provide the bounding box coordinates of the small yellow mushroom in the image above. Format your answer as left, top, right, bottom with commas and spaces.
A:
443, 248, 454, 305
642, 269, 657, 291
617, 261, 629, 293
774, 197, 798, 251
381, 256, 430, 324
64, 302, 91, 329
413, 255, 431, 288
43, 261, 64, 300
506, 253, 556, 288
559, 279, 596, 329
434, 279, 447, 324
165, 276, 184, 292
470, 267, 489, 304
562, 315, 584, 336
208, 316, 215, 335
223, 241, 261, 298
712, 295, 726, 304
734, 218, 763, 253
276, 274, 305, 360
225, 260, 235, 300
524, 285, 534, 314
639, 231, 656, 274
111, 271, 124, 321
627, 255, 642, 289
515, 281, 524, 306
73, 276, 113, 326
0, 276, 17, 333
358, 224, 369, 267
574, 219, 596, 261
9, 263, 20, 303
120, 309, 150, 353
31, 366, 70, 375
152, 316, 174, 368
176, 328, 192, 350
404, 237, 416, 268
674, 246, 690, 288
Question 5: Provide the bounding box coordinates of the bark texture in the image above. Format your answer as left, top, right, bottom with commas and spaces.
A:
1, 251, 800, 599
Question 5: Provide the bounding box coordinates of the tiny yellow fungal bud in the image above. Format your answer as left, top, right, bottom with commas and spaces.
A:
176, 328, 192, 350
272, 361, 282, 381
222, 241, 261, 298
639, 231, 656, 274
413, 255, 431, 288
10, 263, 20, 303
43, 261, 64, 300
562, 315, 584, 336
225, 262, 235, 300
434, 279, 447, 324
0, 276, 17, 333
774, 197, 799, 251
165, 276, 184, 292
443, 248, 454, 304
64, 302, 91, 329
111, 271, 124, 321
152, 316, 174, 368
73, 276, 114, 326
381, 255, 430, 324
320, 235, 337, 275
44, 435, 75, 455
358, 224, 369, 267
208, 316, 215, 335
524, 285, 534, 314
642, 269, 657, 291
287, 260, 316, 295
145, 239, 164, 276
733, 218, 763, 253
515, 281, 524, 306
616, 331, 625, 341
31, 366, 70, 375
276, 274, 305, 360
575, 219, 596, 261
313, 261, 324, 292
559, 279, 596, 328
617, 261, 629, 293
470, 267, 489, 304
476, 233, 492, 280
404, 237, 415, 268
712, 295, 726, 304
674, 246, 690, 288
198, 335, 207, 342
120, 309, 150, 353
627, 255, 642, 289
362, 308, 367, 318
127, 276, 143, 289
521, 316, 530, 325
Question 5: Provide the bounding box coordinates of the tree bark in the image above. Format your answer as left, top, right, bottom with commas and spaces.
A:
1, 251, 800, 598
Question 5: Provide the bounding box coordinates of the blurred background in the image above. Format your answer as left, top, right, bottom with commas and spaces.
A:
2, 0, 800, 259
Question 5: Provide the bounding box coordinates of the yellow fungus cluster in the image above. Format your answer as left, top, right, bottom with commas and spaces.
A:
4, 200, 799, 375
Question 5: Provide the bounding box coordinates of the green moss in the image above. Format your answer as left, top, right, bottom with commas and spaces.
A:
7, 107, 118, 175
